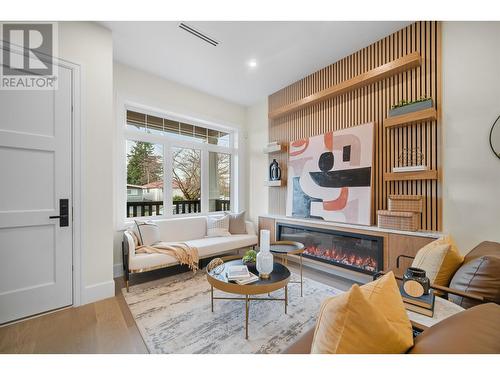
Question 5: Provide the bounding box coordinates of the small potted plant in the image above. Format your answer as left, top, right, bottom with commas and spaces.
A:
242, 249, 257, 268
389, 96, 433, 117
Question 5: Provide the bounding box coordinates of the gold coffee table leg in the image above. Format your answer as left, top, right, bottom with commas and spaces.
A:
284, 286, 288, 314
245, 295, 249, 339
211, 285, 214, 312
300, 253, 303, 297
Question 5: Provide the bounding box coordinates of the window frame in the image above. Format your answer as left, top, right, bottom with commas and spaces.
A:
117, 101, 238, 227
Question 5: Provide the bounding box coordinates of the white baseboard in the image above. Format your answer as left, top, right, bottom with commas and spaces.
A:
82, 280, 115, 305
113, 263, 124, 278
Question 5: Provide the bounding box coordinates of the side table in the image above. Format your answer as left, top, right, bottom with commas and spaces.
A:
269, 241, 305, 297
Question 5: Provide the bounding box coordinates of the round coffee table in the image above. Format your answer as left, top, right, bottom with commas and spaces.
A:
206, 255, 291, 339
269, 241, 305, 297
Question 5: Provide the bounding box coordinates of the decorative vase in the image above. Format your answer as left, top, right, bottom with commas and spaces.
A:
257, 230, 274, 279
269, 159, 281, 181
403, 267, 430, 297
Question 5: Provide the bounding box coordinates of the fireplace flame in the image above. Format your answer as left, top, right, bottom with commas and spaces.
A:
304, 245, 378, 272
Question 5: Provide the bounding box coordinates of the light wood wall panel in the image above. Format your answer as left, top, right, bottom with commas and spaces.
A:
268, 21, 441, 231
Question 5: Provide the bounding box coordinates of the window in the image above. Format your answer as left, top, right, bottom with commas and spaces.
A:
172, 147, 201, 215
208, 152, 231, 212
126, 140, 164, 217
122, 108, 236, 220
126, 110, 230, 145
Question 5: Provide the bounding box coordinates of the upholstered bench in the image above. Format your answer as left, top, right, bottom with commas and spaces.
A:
122, 215, 258, 290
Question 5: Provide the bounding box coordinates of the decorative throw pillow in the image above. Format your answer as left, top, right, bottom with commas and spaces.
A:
449, 255, 500, 308
311, 278, 413, 354
359, 271, 414, 345
134, 220, 160, 246
411, 236, 464, 286
206, 215, 231, 237
126, 229, 140, 247
226, 211, 247, 234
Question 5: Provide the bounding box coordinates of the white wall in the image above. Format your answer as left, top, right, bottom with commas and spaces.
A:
113, 63, 247, 270
442, 21, 500, 252
246, 99, 269, 225
58, 22, 115, 303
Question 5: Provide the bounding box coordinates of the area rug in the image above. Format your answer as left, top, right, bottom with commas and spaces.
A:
122, 271, 342, 353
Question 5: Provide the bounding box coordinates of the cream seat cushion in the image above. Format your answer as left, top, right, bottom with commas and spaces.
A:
129, 252, 179, 271
311, 272, 413, 354
186, 235, 257, 257
412, 235, 464, 286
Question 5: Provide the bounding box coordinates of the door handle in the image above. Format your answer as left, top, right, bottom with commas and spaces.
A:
49, 199, 69, 227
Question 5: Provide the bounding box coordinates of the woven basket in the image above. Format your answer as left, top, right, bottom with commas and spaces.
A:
377, 210, 421, 231
388, 195, 423, 213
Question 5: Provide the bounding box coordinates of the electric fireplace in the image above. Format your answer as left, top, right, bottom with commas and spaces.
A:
276, 223, 384, 275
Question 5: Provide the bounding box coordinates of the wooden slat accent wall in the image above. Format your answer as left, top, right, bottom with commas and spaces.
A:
268, 21, 442, 231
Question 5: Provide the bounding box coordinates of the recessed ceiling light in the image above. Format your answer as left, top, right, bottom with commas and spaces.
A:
247, 59, 258, 69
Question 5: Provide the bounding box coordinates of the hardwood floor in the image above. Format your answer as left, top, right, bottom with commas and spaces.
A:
0, 262, 354, 354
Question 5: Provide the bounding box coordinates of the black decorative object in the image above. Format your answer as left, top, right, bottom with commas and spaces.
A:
403, 267, 430, 297
318, 152, 334, 171
489, 115, 500, 160
342, 145, 351, 162
309, 167, 372, 188
269, 159, 281, 181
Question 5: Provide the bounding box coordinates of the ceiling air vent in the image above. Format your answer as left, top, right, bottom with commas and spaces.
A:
178, 22, 219, 47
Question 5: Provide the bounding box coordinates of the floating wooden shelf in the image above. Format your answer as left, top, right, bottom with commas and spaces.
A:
384, 108, 437, 129
268, 52, 421, 120
263, 143, 282, 153
384, 170, 438, 182
265, 180, 284, 187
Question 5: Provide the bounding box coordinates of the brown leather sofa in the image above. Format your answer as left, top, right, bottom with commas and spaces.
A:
285, 240, 500, 354
285, 303, 500, 354
448, 241, 500, 308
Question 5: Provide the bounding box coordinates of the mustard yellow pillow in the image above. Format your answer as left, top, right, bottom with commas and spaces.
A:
360, 271, 414, 347
412, 235, 464, 286
311, 273, 413, 354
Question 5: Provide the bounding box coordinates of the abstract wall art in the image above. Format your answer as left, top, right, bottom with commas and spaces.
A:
286, 122, 374, 225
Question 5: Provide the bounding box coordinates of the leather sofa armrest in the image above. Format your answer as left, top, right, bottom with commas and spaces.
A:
245, 221, 256, 236
283, 328, 314, 354
409, 303, 500, 354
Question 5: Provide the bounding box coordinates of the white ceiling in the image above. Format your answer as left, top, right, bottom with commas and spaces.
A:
100, 21, 411, 106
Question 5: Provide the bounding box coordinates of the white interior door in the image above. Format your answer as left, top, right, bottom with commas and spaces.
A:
0, 65, 73, 324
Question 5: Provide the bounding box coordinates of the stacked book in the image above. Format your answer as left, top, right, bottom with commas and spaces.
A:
226, 265, 259, 285
400, 285, 435, 317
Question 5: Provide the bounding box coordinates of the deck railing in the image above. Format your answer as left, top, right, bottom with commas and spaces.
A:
172, 199, 201, 215
214, 199, 230, 211
126, 201, 163, 217
126, 199, 230, 217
